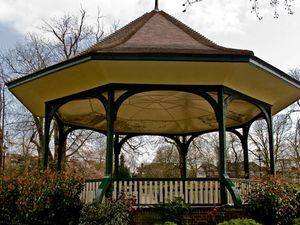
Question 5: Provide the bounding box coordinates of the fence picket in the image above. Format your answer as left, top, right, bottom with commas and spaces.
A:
149, 181, 153, 204
195, 181, 198, 204
199, 181, 203, 204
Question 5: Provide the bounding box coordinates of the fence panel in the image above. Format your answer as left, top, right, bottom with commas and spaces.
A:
80, 178, 257, 206
80, 179, 102, 204
112, 178, 221, 206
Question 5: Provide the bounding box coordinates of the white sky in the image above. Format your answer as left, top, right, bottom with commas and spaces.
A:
0, 0, 299, 73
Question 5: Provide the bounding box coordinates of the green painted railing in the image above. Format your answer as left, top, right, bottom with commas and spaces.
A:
94, 176, 111, 202
223, 174, 242, 207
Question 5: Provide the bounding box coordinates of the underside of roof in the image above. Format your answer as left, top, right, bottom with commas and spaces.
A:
6, 10, 300, 135
56, 90, 262, 135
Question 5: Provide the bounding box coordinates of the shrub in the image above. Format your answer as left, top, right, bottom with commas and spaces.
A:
154, 222, 178, 225
164, 222, 178, 225
0, 177, 20, 223
218, 218, 262, 225
246, 176, 299, 225
288, 183, 300, 217
79, 194, 136, 225
293, 218, 300, 225
155, 197, 190, 225
207, 207, 224, 225
0, 172, 83, 225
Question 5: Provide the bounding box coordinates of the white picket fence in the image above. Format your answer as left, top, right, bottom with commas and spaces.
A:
113, 179, 221, 205
80, 178, 257, 205
80, 179, 102, 204
81, 178, 220, 205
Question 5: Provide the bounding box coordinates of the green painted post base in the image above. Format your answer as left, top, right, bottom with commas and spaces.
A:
94, 176, 112, 203
222, 174, 242, 207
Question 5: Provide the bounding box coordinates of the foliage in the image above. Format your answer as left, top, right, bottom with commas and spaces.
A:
136, 162, 180, 178
164, 222, 178, 225
246, 176, 299, 225
288, 182, 300, 217
155, 197, 190, 225
79, 194, 136, 225
292, 218, 300, 225
136, 144, 181, 178
118, 154, 131, 178
155, 222, 178, 225
218, 218, 262, 225
0, 177, 20, 223
207, 207, 224, 225
0, 171, 83, 225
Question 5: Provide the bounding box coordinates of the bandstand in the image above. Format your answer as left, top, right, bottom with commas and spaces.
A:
6, 3, 300, 207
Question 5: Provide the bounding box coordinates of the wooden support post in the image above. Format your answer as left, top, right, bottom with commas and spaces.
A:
42, 104, 51, 170
104, 89, 115, 198
242, 126, 250, 179
56, 118, 65, 171
267, 108, 275, 175
180, 136, 188, 179
218, 88, 227, 205
106, 89, 115, 176
114, 134, 121, 178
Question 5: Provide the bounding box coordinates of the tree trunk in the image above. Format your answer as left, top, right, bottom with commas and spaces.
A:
0, 129, 3, 175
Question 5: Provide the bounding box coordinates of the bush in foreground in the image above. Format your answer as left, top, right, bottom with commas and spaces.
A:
218, 218, 262, 225
155, 197, 191, 225
293, 218, 300, 225
289, 183, 300, 217
0, 171, 83, 225
79, 194, 136, 225
154, 222, 178, 225
246, 176, 299, 225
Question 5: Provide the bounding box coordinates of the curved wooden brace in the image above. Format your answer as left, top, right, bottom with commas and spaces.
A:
47, 87, 108, 115
224, 94, 270, 125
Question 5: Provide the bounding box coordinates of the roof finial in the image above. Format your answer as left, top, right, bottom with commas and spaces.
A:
154, 0, 159, 11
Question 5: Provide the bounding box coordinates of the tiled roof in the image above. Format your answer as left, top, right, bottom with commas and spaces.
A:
84, 10, 254, 55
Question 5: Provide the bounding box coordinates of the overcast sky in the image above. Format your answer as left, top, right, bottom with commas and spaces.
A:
0, 0, 299, 73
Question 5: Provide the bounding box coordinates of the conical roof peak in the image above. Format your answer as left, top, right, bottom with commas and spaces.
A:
84, 10, 253, 56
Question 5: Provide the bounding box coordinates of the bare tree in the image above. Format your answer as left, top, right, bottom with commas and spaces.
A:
122, 135, 164, 173
284, 68, 300, 177
226, 133, 244, 178
182, 0, 294, 19
137, 143, 180, 178
42, 7, 104, 61
289, 69, 300, 108
188, 134, 218, 177
0, 82, 5, 174
249, 114, 291, 174
0, 8, 106, 172
287, 119, 300, 174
